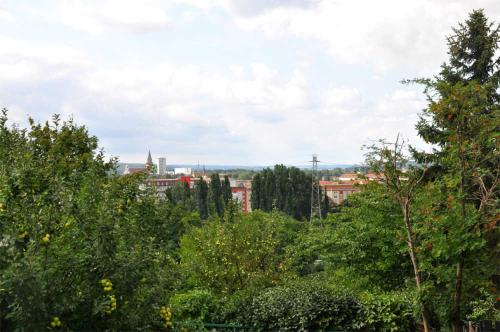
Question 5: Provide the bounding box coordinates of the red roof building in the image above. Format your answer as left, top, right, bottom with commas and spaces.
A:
231, 187, 251, 213
320, 180, 361, 205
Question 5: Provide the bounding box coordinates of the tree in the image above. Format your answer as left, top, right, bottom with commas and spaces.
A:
209, 173, 224, 217
195, 177, 209, 219
365, 135, 431, 332
221, 175, 232, 206
179, 211, 295, 293
412, 10, 499, 330
440, 9, 499, 88
415, 80, 499, 330
0, 111, 185, 330
250, 165, 311, 220
251, 173, 261, 210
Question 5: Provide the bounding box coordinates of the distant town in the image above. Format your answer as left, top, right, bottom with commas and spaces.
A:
121, 151, 384, 213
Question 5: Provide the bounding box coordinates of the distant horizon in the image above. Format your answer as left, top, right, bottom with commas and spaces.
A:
116, 161, 360, 171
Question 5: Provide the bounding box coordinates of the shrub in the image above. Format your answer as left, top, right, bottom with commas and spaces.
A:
245, 279, 364, 331
361, 291, 417, 332
170, 289, 221, 325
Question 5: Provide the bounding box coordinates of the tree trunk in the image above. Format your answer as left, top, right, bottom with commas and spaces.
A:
451, 258, 464, 332
451, 161, 467, 332
402, 201, 431, 332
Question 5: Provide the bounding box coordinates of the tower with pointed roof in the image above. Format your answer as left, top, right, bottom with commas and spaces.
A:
145, 150, 153, 171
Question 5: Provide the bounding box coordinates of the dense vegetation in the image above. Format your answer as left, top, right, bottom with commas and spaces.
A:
0, 9, 498, 332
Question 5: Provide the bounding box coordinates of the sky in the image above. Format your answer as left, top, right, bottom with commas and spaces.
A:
1, 0, 499, 166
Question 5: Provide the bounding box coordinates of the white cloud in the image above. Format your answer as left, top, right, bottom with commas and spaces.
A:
58, 0, 171, 33
0, 30, 430, 164
2, 0, 473, 164
0, 4, 14, 22
224, 0, 317, 16
0, 36, 89, 85
76, 60, 428, 163
201, 0, 500, 74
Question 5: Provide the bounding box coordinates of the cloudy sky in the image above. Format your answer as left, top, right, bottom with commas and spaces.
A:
1, 1, 499, 165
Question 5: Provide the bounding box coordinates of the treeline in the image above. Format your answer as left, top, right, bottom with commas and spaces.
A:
171, 164, 333, 222
252, 165, 334, 220
165, 174, 233, 219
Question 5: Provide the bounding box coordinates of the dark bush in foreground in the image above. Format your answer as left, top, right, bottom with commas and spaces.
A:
245, 279, 364, 331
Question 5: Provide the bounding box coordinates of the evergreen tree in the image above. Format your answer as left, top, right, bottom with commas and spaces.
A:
209, 173, 224, 217
440, 9, 499, 87
221, 175, 232, 206
261, 168, 275, 211
412, 10, 499, 331
321, 189, 329, 218
195, 177, 209, 220
250, 165, 312, 220
274, 164, 289, 211
251, 173, 261, 210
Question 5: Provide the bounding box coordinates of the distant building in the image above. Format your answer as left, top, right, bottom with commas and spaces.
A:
174, 167, 192, 175
320, 181, 360, 205
231, 180, 252, 212
364, 172, 385, 181
158, 157, 167, 176
145, 150, 153, 171
230, 179, 252, 189
123, 164, 147, 175
338, 173, 359, 182
123, 151, 156, 175
144, 177, 200, 197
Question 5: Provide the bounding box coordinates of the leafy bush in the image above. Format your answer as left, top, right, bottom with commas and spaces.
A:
170, 289, 221, 323
0, 114, 187, 330
465, 288, 500, 322
361, 291, 417, 332
180, 211, 297, 293
245, 279, 364, 331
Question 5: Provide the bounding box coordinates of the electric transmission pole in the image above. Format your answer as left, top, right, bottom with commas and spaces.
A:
310, 154, 322, 221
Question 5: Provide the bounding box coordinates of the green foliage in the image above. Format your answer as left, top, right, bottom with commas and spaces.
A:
251, 165, 312, 220
195, 176, 209, 219
0, 112, 188, 330
245, 278, 364, 331
170, 289, 221, 325
221, 175, 232, 206
465, 288, 500, 322
327, 184, 411, 290
209, 173, 224, 217
410, 10, 500, 329
180, 210, 297, 293
361, 291, 417, 332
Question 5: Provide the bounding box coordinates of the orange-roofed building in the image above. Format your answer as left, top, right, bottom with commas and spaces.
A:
320, 180, 361, 205
338, 173, 359, 181
364, 172, 385, 181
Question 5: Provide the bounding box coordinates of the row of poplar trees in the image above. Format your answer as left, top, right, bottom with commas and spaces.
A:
251, 165, 316, 220
166, 173, 232, 219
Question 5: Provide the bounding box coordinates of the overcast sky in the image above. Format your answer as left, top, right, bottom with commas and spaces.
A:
1, 1, 499, 165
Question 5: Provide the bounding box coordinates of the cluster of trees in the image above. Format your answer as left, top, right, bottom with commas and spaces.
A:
251, 165, 313, 220
251, 165, 336, 220
165, 173, 232, 220
0, 9, 498, 332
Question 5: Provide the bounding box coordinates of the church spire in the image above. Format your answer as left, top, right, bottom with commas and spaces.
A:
146, 150, 153, 169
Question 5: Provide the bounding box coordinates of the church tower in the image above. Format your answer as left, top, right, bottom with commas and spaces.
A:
145, 150, 153, 171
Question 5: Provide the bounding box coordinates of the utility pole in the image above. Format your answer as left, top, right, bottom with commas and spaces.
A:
310, 154, 322, 220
